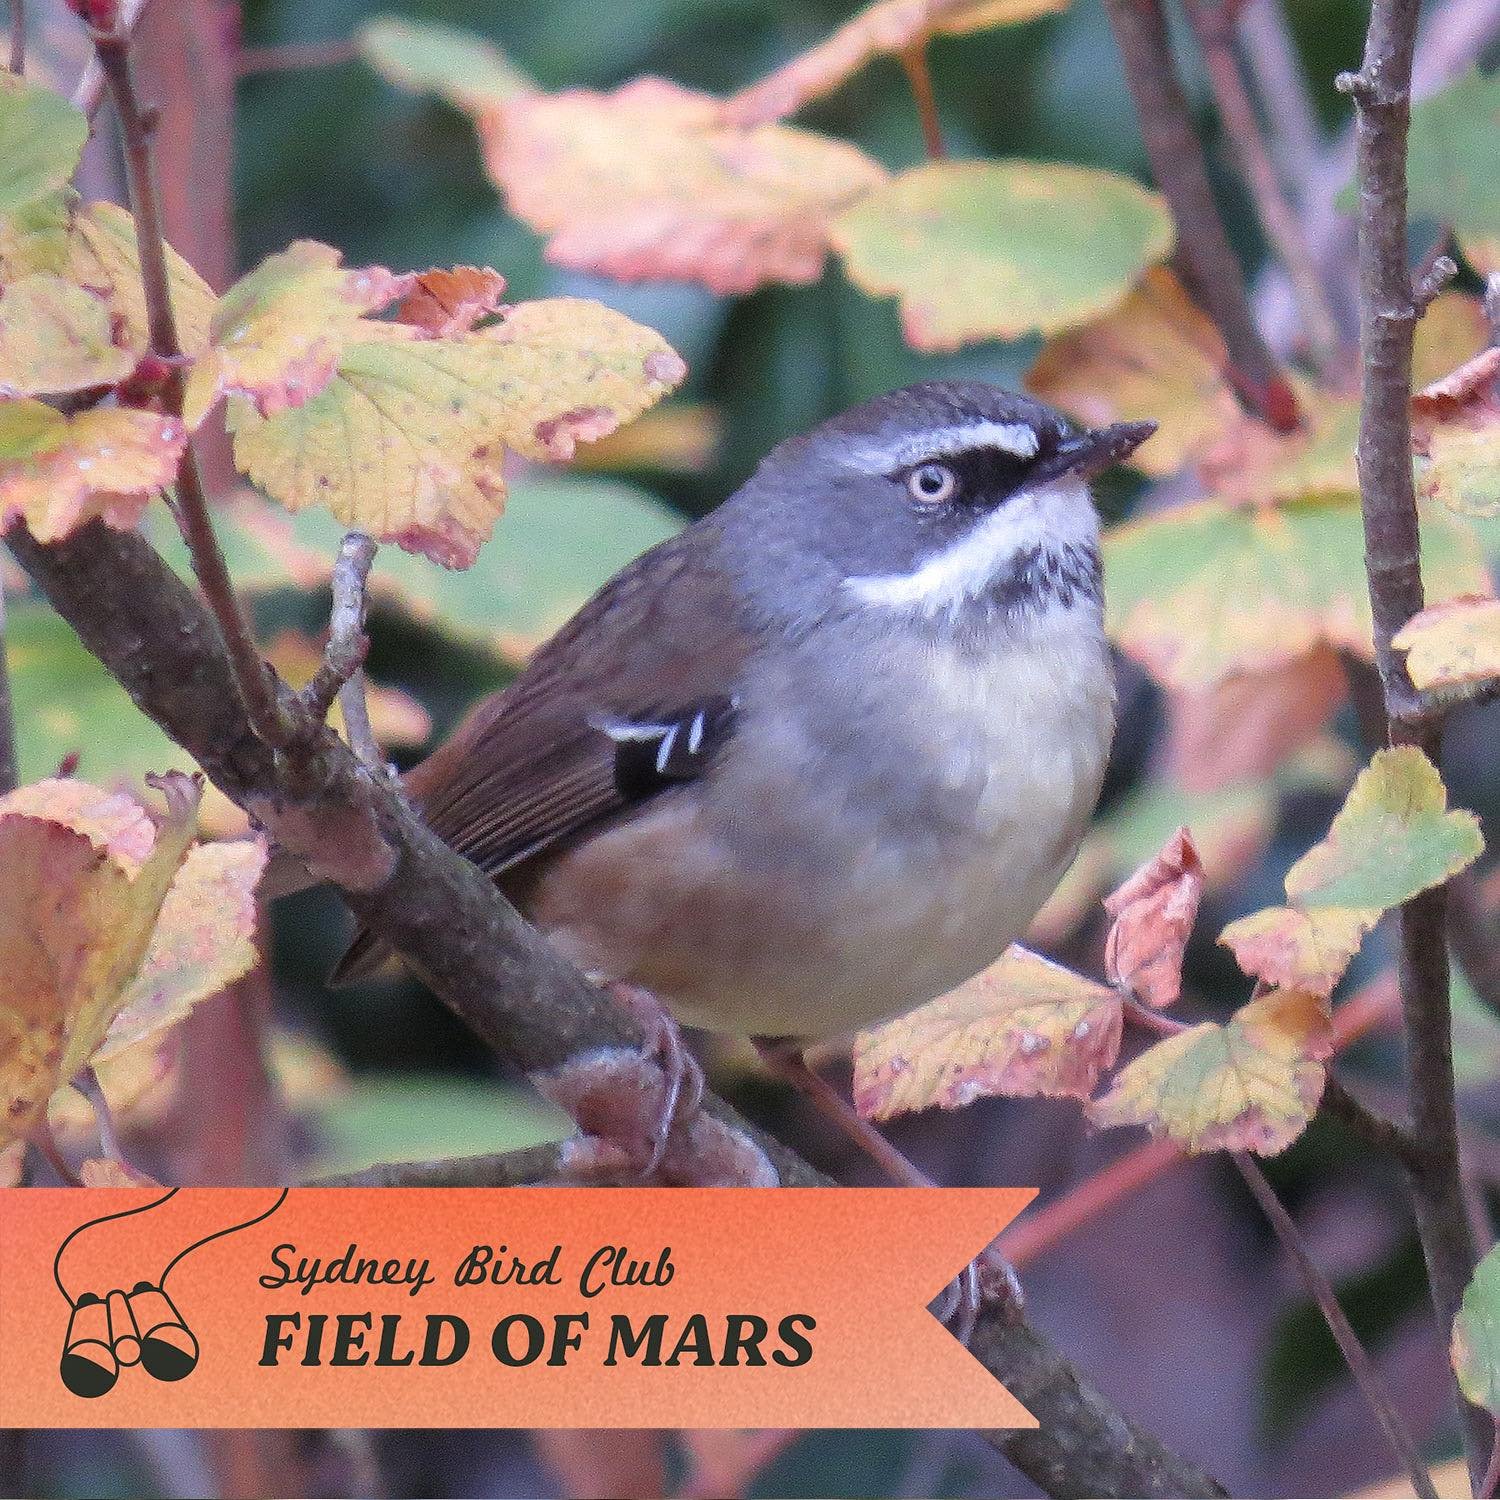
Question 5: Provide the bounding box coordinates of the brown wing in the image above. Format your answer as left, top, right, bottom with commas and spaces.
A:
409, 527, 752, 875
331, 525, 753, 986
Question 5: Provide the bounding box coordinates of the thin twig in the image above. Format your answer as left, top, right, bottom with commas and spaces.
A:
1233, 1151, 1437, 1498
92, 20, 291, 750
898, 42, 946, 159
234, 38, 359, 77
8, 0, 23, 74
302, 531, 379, 766
0, 586, 15, 795
1100, 0, 1299, 431
1182, 0, 1340, 370
1321, 1073, 1423, 1166
70, 0, 147, 119
1339, 1, 1489, 1478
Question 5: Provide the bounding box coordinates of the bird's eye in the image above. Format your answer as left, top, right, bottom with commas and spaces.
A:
906, 462, 957, 505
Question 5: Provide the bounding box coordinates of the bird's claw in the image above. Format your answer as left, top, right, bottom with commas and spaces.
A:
607, 981, 705, 1179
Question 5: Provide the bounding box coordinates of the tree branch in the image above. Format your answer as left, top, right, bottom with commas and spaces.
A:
1338, 0, 1489, 1478
1181, 0, 1341, 369
8, 0, 23, 74
1100, 0, 1299, 431
91, 16, 291, 750
0, 585, 15, 796
6, 515, 1225, 1500
1232, 1151, 1436, 1498
303, 531, 379, 767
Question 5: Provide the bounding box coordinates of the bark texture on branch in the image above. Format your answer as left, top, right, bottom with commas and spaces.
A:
1100, 0, 1299, 431
1338, 0, 1489, 1481
7, 515, 1225, 1500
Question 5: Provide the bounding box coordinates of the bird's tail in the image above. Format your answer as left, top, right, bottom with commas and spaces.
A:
328, 927, 396, 988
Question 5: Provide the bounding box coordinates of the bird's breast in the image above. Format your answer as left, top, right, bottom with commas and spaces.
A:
529, 618, 1115, 1039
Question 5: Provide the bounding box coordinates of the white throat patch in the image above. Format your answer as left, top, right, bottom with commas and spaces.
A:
844, 477, 1099, 619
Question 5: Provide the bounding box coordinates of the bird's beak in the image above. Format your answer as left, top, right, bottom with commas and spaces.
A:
1032, 419, 1158, 484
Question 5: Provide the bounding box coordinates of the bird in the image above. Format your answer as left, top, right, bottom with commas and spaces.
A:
334, 380, 1154, 1186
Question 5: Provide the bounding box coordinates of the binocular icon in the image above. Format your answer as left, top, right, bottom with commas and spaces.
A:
60, 1280, 200, 1399
53, 1186, 287, 1400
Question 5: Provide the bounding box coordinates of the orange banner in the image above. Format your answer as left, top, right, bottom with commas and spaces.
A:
0, 1186, 1035, 1430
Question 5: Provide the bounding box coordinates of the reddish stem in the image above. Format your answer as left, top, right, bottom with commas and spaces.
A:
899, 42, 946, 160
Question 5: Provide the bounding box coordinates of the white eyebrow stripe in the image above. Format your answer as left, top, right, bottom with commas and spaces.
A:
843, 420, 1040, 473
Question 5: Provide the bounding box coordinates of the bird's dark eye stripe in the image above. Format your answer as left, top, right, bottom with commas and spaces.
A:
895, 444, 1039, 501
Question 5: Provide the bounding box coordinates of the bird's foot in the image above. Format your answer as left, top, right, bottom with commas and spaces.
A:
605, 981, 706, 1178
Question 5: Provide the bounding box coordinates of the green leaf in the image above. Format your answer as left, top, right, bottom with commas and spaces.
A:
1285, 745, 1483, 911
1402, 70, 1500, 275
357, 15, 534, 112
6, 599, 190, 788
831, 160, 1174, 351
1454, 1241, 1500, 1413
1104, 493, 1492, 688
305, 1075, 569, 1178
0, 75, 86, 220
286, 474, 684, 662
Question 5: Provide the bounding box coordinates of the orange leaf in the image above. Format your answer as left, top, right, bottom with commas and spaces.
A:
0, 400, 185, 543
1103, 827, 1203, 1008
481, 78, 886, 295
1089, 989, 1332, 1155
853, 946, 1122, 1120
722, 0, 1069, 126
395, 265, 509, 337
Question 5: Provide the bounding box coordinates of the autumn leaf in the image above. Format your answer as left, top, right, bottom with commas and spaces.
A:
0, 775, 198, 1148
1027, 268, 1239, 476
1104, 492, 1491, 689
0, 193, 214, 358
1453, 1242, 1500, 1415
853, 946, 1122, 1120
0, 399, 186, 542
182, 241, 417, 427
1411, 345, 1500, 519
1220, 747, 1484, 996
1088, 989, 1332, 1155
395, 266, 509, 337
228, 294, 685, 568
0, 274, 135, 396
1394, 595, 1500, 695
481, 78, 887, 295
356, 14, 534, 111
1103, 828, 1203, 1008
96, 839, 267, 1062
722, 0, 1070, 126
0, 74, 87, 218
832, 161, 1174, 351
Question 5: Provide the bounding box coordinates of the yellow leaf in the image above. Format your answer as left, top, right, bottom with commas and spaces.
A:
96, 839, 267, 1062
482, 78, 887, 296
0, 774, 198, 1148
1088, 989, 1332, 1155
0, 400, 186, 543
1394, 595, 1500, 694
1221, 747, 1484, 995
1412, 292, 1491, 388
1104, 492, 1491, 688
0, 274, 135, 396
229, 297, 685, 568
1027, 267, 1238, 477
182, 241, 418, 427
852, 946, 1122, 1119
1411, 346, 1500, 519
831, 160, 1174, 351
0, 194, 214, 359
722, 0, 1069, 126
